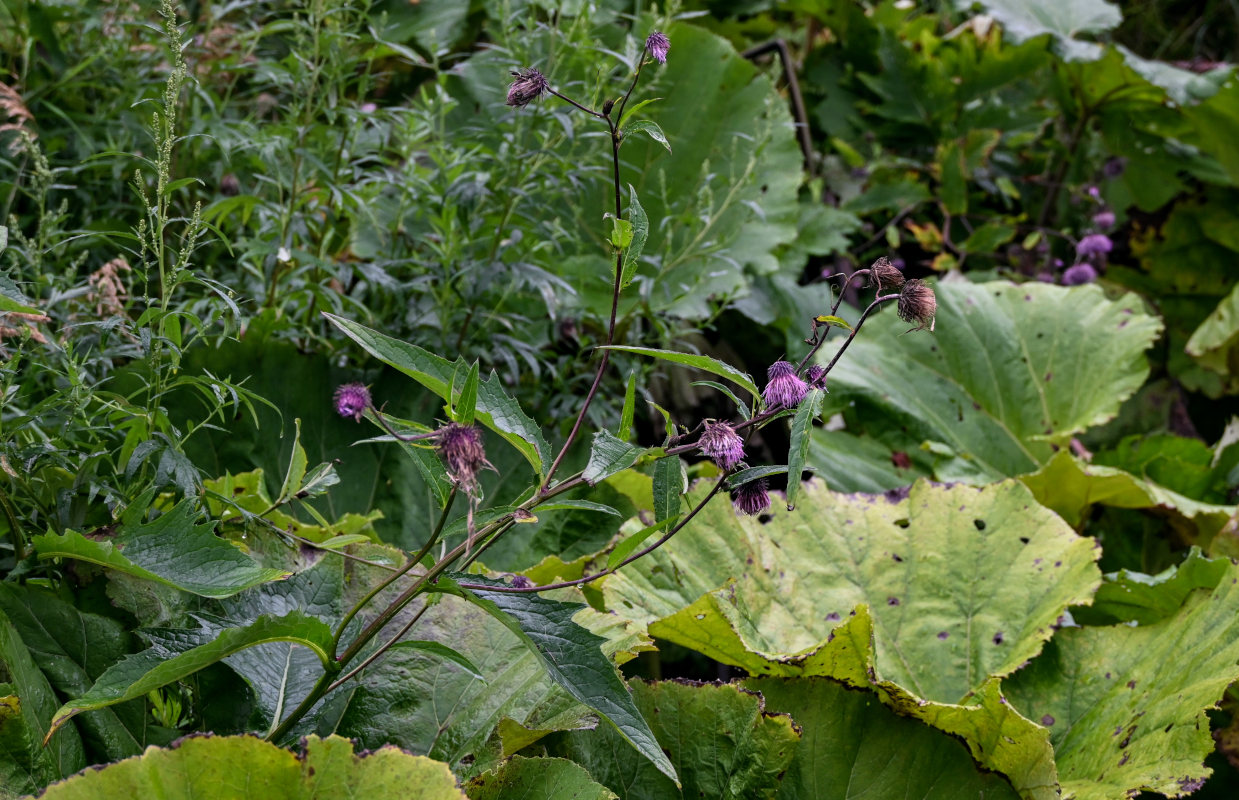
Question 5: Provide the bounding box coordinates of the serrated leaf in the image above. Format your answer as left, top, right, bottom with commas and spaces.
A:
443, 575, 678, 786
583, 431, 645, 485
37, 735, 466, 799
785, 389, 823, 511
620, 185, 648, 289
726, 465, 787, 490
600, 345, 760, 402
276, 418, 309, 505
618, 372, 637, 440
622, 119, 672, 153
388, 641, 486, 681
652, 456, 686, 524
1007, 559, 1239, 799
618, 97, 661, 126
47, 612, 334, 739
325, 314, 549, 476
32, 500, 289, 598
456, 361, 480, 426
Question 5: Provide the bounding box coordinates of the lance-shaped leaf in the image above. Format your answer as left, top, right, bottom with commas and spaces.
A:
619, 185, 649, 289
811, 282, 1162, 487
785, 389, 823, 511
1006, 559, 1239, 799
325, 313, 549, 476
583, 431, 645, 485
605, 478, 1100, 704
37, 734, 466, 799
442, 575, 678, 785
599, 345, 761, 402
47, 612, 334, 739
467, 756, 617, 800
32, 500, 288, 598
541, 680, 799, 800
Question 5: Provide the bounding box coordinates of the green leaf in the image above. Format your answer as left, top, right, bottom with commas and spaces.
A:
785, 389, 823, 511
583, 431, 645, 485
652, 456, 686, 524
609, 217, 633, 250
0, 613, 85, 782
324, 313, 549, 476
725, 465, 787, 489
959, 222, 1017, 254
466, 756, 617, 800
937, 139, 968, 215
0, 691, 50, 795
621, 119, 672, 153
618, 372, 637, 440
690, 381, 751, 419
542, 680, 798, 800
48, 612, 334, 739
808, 430, 927, 494
618, 97, 661, 126
1006, 559, 1239, 799
814, 282, 1162, 484
276, 418, 310, 505
389, 641, 486, 682
1019, 450, 1233, 544
33, 500, 289, 598
619, 185, 649, 289
599, 345, 760, 402
1072, 547, 1231, 626
1186, 281, 1239, 386
961, 0, 1120, 60
444, 575, 678, 786
747, 676, 1021, 800
607, 517, 676, 571
38, 734, 467, 799
455, 361, 480, 426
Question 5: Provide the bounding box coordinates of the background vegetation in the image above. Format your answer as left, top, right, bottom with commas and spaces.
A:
2, 0, 1239, 797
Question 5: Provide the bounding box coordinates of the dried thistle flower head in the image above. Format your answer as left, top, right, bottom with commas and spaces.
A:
333, 383, 371, 422
506, 68, 549, 107
732, 477, 770, 516
805, 364, 828, 391
645, 31, 670, 64
763, 360, 808, 410
897, 279, 937, 332
870, 256, 905, 293
436, 422, 492, 496
698, 421, 745, 471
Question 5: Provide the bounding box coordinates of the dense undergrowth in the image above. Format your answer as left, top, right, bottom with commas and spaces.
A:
2, 0, 1239, 797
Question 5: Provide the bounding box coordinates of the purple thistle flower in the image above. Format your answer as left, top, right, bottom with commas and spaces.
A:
698, 421, 745, 471
645, 31, 670, 64
334, 383, 371, 422
435, 422, 491, 496
1092, 210, 1115, 229
763, 361, 808, 410
732, 477, 771, 516
1076, 233, 1113, 259
805, 364, 828, 391
1062, 263, 1098, 286
506, 68, 548, 107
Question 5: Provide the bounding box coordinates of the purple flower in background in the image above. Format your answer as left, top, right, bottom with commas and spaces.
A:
698, 421, 745, 471
805, 364, 828, 390
1062, 263, 1099, 286
506, 68, 548, 107
645, 31, 670, 64
763, 361, 808, 410
1087, 185, 1101, 199
1076, 233, 1113, 259
732, 477, 771, 516
1092, 210, 1116, 229
334, 383, 371, 422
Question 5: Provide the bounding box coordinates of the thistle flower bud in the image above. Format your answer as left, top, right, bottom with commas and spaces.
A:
870, 256, 905, 293
805, 364, 828, 391
698, 421, 745, 471
763, 360, 808, 410
897, 279, 937, 332
435, 422, 491, 495
645, 31, 670, 64
1062, 263, 1098, 286
1076, 233, 1113, 259
333, 383, 371, 422
732, 477, 771, 516
506, 68, 549, 107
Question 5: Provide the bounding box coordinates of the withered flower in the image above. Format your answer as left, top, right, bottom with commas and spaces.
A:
897, 279, 937, 332
506, 68, 549, 107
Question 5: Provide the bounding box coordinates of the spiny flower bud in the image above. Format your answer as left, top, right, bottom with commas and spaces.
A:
333, 383, 371, 422
763, 360, 808, 410
870, 256, 905, 293
435, 422, 490, 495
645, 31, 670, 64
506, 68, 549, 107
698, 421, 745, 471
897, 279, 936, 332
805, 364, 828, 391
732, 477, 770, 516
